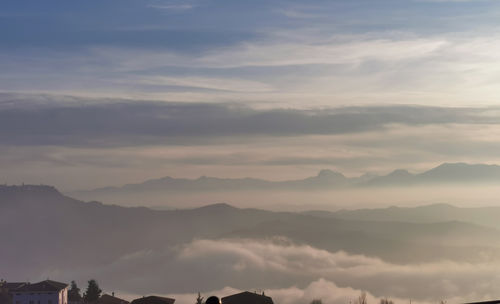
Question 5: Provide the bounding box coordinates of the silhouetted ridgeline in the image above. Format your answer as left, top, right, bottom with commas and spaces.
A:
4, 183, 500, 288
0, 184, 59, 196
69, 163, 500, 202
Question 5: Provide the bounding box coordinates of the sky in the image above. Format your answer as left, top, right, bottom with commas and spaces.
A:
3, 0, 500, 190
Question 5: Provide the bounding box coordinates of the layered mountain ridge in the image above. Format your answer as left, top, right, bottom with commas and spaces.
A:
68, 163, 500, 205
4, 184, 500, 294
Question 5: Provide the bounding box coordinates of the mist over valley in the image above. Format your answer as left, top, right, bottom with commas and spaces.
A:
3, 184, 500, 304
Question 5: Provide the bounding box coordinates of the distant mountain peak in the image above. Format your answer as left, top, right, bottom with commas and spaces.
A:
194, 203, 237, 211
388, 169, 413, 177
439, 162, 467, 167
430, 162, 471, 171
416, 203, 457, 209
419, 162, 500, 182
317, 169, 345, 179
433, 162, 499, 170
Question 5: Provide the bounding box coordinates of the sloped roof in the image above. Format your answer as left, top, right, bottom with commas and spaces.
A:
222, 291, 273, 304
98, 294, 129, 304
16, 280, 68, 292
3, 282, 26, 290
131, 296, 175, 304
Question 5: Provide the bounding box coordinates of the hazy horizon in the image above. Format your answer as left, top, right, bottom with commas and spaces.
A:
59, 162, 500, 210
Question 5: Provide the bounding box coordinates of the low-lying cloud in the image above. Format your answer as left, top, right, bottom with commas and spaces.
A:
63, 238, 500, 304
166, 280, 390, 304
118, 280, 394, 304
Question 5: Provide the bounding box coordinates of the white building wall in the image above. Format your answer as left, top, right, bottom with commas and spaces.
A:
12, 288, 68, 304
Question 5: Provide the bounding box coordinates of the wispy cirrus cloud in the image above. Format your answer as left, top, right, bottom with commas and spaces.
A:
6, 30, 500, 107
148, 4, 194, 10
147, 0, 197, 11
4, 0, 500, 108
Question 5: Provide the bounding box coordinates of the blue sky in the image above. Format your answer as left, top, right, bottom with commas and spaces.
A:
3, 0, 500, 190
3, 0, 500, 107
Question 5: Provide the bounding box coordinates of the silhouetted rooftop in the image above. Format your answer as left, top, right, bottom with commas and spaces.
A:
98, 294, 129, 304
222, 291, 273, 304
465, 301, 500, 304
16, 280, 67, 292
131, 296, 175, 304
2, 282, 26, 290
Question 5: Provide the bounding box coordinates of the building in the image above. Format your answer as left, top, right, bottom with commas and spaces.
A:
0, 281, 27, 304
222, 291, 273, 304
130, 296, 175, 304
97, 294, 129, 304
11, 280, 68, 304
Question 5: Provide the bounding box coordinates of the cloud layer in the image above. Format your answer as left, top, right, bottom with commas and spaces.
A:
57, 238, 500, 304
4, 93, 500, 190
1, 93, 499, 147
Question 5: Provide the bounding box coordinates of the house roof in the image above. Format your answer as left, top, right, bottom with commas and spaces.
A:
98, 294, 130, 304
2, 282, 26, 291
222, 291, 274, 304
465, 301, 500, 304
131, 295, 175, 304
0, 282, 26, 304
16, 280, 68, 292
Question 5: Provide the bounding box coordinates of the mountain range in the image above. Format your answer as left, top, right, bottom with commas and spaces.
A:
4, 184, 500, 293
68, 162, 500, 205
306, 203, 500, 230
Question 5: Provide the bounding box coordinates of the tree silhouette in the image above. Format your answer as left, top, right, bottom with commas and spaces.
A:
196, 292, 204, 304
380, 298, 393, 304
83, 280, 102, 303
357, 292, 367, 304
68, 281, 82, 302
310, 299, 323, 304
196, 291, 204, 304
